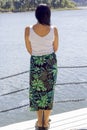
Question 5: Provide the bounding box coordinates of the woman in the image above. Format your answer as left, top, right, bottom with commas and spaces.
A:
25, 4, 59, 130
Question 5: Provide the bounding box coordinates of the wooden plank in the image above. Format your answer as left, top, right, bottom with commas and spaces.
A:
0, 108, 87, 130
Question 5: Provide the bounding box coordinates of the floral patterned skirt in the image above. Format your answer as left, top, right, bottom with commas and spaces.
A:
29, 52, 57, 111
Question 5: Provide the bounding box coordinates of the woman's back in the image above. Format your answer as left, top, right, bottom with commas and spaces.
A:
32, 23, 51, 37
29, 24, 54, 56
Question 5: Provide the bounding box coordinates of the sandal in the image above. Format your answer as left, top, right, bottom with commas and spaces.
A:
35, 126, 44, 130
35, 121, 44, 130
35, 119, 51, 130
43, 127, 49, 130
43, 122, 50, 130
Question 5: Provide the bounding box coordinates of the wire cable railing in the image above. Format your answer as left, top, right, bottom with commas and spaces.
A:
0, 65, 87, 113
0, 65, 87, 80
0, 81, 87, 97
0, 98, 86, 113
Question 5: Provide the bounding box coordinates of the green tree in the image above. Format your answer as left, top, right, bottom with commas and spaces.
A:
60, 0, 75, 8
0, 0, 76, 12
51, 0, 59, 8
60, 0, 62, 7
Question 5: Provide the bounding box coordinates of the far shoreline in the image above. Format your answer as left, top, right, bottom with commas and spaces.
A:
0, 6, 87, 13
77, 6, 87, 10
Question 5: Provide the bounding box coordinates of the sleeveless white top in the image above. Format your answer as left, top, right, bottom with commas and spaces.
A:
29, 26, 54, 56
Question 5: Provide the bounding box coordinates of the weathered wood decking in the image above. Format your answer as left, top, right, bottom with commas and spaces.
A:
0, 108, 87, 130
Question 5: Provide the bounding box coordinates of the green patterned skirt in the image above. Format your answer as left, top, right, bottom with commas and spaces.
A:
29, 52, 57, 111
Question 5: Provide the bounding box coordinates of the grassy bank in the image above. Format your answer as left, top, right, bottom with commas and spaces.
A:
0, 7, 80, 13
51, 7, 79, 11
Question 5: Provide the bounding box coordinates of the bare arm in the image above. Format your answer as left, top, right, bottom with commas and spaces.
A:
24, 27, 32, 55
53, 27, 59, 52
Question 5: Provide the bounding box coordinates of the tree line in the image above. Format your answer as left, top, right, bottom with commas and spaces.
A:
0, 0, 76, 12
73, 0, 87, 6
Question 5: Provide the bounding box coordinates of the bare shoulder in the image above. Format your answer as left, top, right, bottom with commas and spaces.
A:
25, 26, 30, 35
54, 26, 58, 35
25, 26, 30, 32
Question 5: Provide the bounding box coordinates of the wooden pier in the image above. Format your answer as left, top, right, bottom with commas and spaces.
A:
0, 108, 87, 130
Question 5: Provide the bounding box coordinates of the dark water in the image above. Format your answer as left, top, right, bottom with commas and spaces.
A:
0, 9, 87, 127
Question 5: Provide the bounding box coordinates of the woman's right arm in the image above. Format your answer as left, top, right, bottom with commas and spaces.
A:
53, 27, 59, 52
24, 27, 32, 55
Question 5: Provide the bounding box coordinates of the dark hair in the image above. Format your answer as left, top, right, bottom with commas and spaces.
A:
35, 4, 51, 26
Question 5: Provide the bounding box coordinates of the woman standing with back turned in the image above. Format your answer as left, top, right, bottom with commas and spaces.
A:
25, 4, 59, 130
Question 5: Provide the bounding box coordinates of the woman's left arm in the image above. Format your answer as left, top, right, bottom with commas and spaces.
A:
25, 27, 32, 55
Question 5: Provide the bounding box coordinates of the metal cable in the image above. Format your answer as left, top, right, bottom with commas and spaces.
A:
0, 70, 29, 80
0, 87, 29, 96
0, 98, 86, 113
0, 65, 87, 113
0, 81, 87, 97
0, 65, 87, 80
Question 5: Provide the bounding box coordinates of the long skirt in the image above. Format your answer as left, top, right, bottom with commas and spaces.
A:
29, 52, 57, 111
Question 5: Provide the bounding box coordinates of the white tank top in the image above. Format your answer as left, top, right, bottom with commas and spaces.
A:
29, 26, 54, 56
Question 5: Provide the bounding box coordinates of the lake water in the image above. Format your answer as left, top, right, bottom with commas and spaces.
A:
0, 9, 87, 127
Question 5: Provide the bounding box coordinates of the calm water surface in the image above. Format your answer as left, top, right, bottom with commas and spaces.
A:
0, 9, 87, 127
